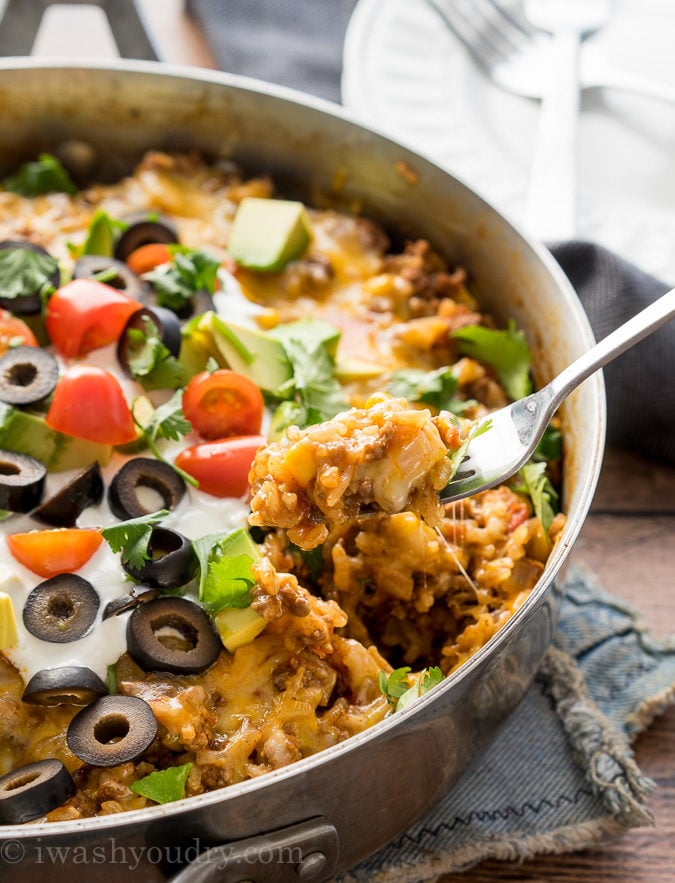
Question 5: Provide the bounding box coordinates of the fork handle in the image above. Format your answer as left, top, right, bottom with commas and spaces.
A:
524, 26, 580, 242
547, 287, 675, 410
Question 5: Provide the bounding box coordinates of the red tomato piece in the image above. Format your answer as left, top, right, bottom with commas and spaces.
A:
182, 369, 264, 440
45, 365, 137, 445
6, 528, 103, 578
45, 278, 141, 358
0, 309, 38, 355
175, 435, 266, 498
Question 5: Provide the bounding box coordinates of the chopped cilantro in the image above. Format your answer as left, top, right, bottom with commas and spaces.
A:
143, 246, 221, 313
101, 509, 169, 570
513, 461, 559, 535
453, 321, 532, 401
447, 416, 492, 481
193, 531, 257, 612
268, 319, 348, 431
534, 424, 563, 462
133, 389, 194, 485
0, 247, 59, 304
387, 365, 470, 414
3, 153, 77, 196
130, 763, 193, 805
123, 316, 185, 390
378, 666, 444, 711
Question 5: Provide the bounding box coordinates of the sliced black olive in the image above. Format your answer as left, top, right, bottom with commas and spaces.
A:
102, 586, 159, 620
0, 449, 46, 512
114, 213, 179, 262
116, 305, 182, 379
127, 597, 221, 675
122, 527, 197, 590
66, 695, 157, 767
108, 457, 186, 520
32, 461, 104, 527
22, 665, 108, 706
0, 346, 58, 405
72, 254, 150, 301
0, 240, 61, 314
0, 759, 75, 824
23, 573, 100, 643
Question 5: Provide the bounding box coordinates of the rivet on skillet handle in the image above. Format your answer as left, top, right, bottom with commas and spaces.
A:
0, 0, 159, 60
170, 818, 340, 883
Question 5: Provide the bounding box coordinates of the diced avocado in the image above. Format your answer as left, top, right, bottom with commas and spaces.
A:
211, 529, 266, 651
335, 355, 386, 382
215, 605, 266, 653
0, 403, 112, 472
228, 197, 312, 273
178, 312, 224, 379
209, 313, 292, 393
0, 592, 18, 649
115, 396, 153, 454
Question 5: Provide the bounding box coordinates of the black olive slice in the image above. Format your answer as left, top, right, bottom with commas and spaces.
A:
114, 214, 179, 262
108, 458, 186, 520
23, 573, 100, 643
102, 586, 159, 620
66, 695, 157, 767
22, 665, 108, 706
0, 449, 46, 512
116, 305, 182, 379
122, 527, 197, 590
127, 597, 221, 675
0, 346, 59, 405
32, 461, 104, 527
0, 240, 61, 314
0, 759, 76, 824
72, 255, 150, 301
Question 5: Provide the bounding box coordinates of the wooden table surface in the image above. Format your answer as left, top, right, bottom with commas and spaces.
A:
27, 3, 675, 880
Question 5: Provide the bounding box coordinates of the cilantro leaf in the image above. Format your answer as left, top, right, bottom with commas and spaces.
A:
3, 153, 77, 196
144, 389, 192, 443
101, 509, 168, 570
387, 366, 470, 414
193, 530, 259, 612
143, 247, 221, 313
130, 763, 192, 805
534, 424, 563, 462
267, 319, 348, 431
453, 321, 532, 401
379, 666, 444, 711
514, 461, 559, 535
123, 317, 185, 391
447, 416, 492, 481
0, 247, 59, 303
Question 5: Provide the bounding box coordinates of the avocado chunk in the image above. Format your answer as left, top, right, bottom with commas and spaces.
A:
209, 529, 266, 652
209, 314, 292, 393
0, 403, 112, 472
0, 591, 18, 649
228, 197, 312, 272
335, 355, 386, 382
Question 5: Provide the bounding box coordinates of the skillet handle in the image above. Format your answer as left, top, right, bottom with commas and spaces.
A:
170, 818, 340, 883
0, 0, 159, 60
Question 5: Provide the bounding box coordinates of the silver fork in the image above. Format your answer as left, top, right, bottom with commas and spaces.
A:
439, 287, 675, 504
424, 0, 675, 105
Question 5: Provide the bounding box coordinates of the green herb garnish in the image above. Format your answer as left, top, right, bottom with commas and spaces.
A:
124, 316, 185, 390
378, 666, 443, 711
143, 246, 221, 313
101, 509, 169, 569
447, 415, 492, 481
534, 424, 563, 462
130, 763, 193, 805
513, 461, 559, 535
133, 389, 195, 485
453, 321, 532, 401
0, 248, 59, 303
192, 531, 258, 612
3, 153, 77, 196
387, 365, 471, 414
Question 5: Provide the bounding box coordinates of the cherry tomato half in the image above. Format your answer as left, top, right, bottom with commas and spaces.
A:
182, 369, 264, 440
175, 435, 266, 498
6, 528, 103, 578
0, 309, 38, 355
45, 365, 137, 445
45, 278, 141, 358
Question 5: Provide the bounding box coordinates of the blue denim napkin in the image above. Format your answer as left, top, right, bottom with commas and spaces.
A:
340, 565, 674, 881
